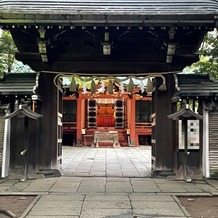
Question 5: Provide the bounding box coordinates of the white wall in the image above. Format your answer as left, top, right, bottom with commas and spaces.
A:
1, 117, 11, 178
202, 109, 210, 178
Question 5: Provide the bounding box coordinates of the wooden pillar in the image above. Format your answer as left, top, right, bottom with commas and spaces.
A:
198, 99, 204, 172
38, 73, 58, 169
153, 75, 175, 172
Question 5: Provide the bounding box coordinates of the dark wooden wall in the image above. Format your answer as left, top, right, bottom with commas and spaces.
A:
10, 117, 40, 170
152, 75, 175, 172
38, 73, 59, 169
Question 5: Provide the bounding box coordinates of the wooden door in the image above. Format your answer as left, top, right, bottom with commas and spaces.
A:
87, 99, 97, 128
115, 99, 125, 128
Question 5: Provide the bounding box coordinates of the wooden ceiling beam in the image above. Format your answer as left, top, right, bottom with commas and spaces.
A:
17, 58, 197, 74
0, 14, 216, 27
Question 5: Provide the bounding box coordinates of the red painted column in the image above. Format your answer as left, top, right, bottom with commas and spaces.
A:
76, 93, 82, 145
130, 97, 136, 146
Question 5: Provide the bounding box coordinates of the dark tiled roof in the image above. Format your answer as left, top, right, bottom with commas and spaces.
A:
0, 0, 218, 15
168, 105, 203, 120
176, 73, 218, 97
0, 73, 37, 95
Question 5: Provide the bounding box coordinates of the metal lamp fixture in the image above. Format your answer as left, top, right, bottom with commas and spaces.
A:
166, 43, 176, 63
103, 44, 111, 55
38, 41, 48, 62
102, 32, 111, 55
167, 43, 176, 55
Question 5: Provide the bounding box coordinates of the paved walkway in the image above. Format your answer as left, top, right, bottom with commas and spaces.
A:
0, 146, 218, 218
62, 146, 151, 177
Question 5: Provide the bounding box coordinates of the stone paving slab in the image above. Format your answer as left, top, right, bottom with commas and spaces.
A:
132, 185, 161, 193
89, 172, 106, 176
106, 177, 130, 182
80, 179, 106, 183
27, 216, 79, 218
129, 194, 174, 201
0, 179, 18, 186
77, 185, 106, 193
34, 200, 83, 208
73, 172, 90, 176
106, 183, 133, 193
130, 180, 156, 186
28, 207, 82, 216
23, 185, 54, 192
52, 181, 81, 187
40, 193, 85, 201
49, 187, 79, 193
51, 182, 81, 188
80, 209, 133, 218
132, 201, 186, 217
0, 187, 8, 192
207, 180, 218, 187
210, 191, 218, 195
85, 193, 129, 201
83, 200, 131, 209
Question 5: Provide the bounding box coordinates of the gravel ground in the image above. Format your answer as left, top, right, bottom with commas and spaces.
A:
178, 196, 218, 218
0, 195, 35, 218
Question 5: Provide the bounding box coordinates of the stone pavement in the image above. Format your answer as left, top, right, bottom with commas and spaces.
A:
0, 146, 218, 217
62, 146, 151, 177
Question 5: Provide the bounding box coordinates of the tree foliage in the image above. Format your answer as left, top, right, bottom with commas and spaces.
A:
186, 30, 218, 79
0, 30, 16, 73
0, 30, 33, 73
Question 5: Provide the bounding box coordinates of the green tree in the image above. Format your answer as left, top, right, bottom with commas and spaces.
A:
0, 30, 17, 73
0, 30, 33, 73
185, 29, 218, 79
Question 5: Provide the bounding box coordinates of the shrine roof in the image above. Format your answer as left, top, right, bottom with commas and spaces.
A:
4, 104, 42, 119
0, 73, 37, 95
175, 73, 218, 97
0, 1, 218, 76
0, 0, 218, 15
168, 105, 203, 120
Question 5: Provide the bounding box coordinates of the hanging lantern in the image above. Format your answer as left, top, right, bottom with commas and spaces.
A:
69, 77, 77, 92
127, 78, 134, 93
90, 80, 96, 95
107, 79, 114, 94
146, 77, 153, 92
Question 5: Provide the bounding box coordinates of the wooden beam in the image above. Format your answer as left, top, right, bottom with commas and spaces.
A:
0, 14, 215, 27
